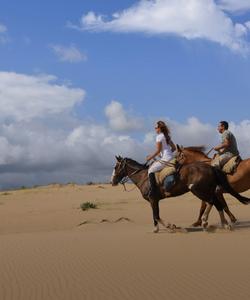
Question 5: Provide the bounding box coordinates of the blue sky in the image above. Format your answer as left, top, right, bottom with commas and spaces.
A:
1, 0, 250, 123
0, 0, 250, 187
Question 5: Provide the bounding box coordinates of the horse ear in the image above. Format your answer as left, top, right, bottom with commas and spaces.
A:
176, 144, 181, 151
115, 155, 122, 162
181, 145, 184, 150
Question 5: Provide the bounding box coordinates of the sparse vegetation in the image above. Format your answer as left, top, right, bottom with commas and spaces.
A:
67, 182, 76, 185
86, 181, 94, 185
80, 202, 97, 211
1, 192, 11, 196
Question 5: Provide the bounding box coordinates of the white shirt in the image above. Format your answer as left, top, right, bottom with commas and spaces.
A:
156, 133, 173, 161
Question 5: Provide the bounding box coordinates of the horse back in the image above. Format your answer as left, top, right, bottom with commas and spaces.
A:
227, 158, 250, 193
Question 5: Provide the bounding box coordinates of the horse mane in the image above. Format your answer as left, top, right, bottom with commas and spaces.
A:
184, 146, 207, 155
125, 158, 148, 169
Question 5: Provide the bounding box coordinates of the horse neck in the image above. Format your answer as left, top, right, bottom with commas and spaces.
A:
184, 150, 211, 164
125, 161, 148, 188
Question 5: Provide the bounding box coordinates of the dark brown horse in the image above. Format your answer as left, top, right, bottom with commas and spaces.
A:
111, 156, 250, 232
176, 145, 250, 226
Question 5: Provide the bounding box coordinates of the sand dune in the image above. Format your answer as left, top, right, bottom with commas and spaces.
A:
1, 184, 250, 300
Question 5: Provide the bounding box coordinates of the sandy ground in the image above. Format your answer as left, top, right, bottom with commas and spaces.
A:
1, 183, 250, 300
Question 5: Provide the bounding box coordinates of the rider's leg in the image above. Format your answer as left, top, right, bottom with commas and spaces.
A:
148, 161, 163, 199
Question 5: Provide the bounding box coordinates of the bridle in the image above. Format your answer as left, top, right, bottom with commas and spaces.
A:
115, 158, 148, 191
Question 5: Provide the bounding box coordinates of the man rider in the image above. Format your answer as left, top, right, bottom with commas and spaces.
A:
212, 121, 239, 168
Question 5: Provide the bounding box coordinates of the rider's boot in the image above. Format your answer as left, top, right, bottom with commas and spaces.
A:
148, 173, 160, 200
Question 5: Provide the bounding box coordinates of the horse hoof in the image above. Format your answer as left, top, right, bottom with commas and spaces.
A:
153, 226, 159, 233
202, 221, 208, 229
163, 223, 174, 233
171, 224, 177, 229
223, 224, 233, 231
192, 221, 202, 227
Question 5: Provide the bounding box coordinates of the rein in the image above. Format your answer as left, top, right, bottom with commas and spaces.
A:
120, 161, 147, 192
206, 147, 214, 157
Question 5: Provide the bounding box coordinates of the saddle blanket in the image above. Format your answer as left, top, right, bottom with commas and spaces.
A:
155, 158, 177, 185
222, 156, 240, 174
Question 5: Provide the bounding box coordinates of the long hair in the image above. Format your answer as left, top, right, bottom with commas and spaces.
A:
156, 121, 171, 144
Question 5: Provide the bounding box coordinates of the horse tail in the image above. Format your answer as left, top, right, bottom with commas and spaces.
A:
212, 167, 250, 205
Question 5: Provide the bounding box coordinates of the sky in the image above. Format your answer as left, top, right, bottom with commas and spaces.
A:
0, 0, 250, 188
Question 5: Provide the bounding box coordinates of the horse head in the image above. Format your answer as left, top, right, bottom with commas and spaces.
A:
111, 156, 147, 186
176, 145, 208, 164
175, 144, 186, 164
111, 156, 128, 186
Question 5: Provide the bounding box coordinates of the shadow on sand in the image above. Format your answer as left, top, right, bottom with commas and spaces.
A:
156, 220, 250, 234
185, 220, 250, 233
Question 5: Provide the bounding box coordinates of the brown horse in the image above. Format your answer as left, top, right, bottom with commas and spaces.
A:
176, 145, 250, 226
111, 156, 250, 232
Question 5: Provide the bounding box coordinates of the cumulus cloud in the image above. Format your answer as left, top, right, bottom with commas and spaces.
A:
0, 72, 85, 121
50, 44, 87, 63
170, 117, 217, 147
105, 100, 144, 131
71, 0, 250, 53
0, 114, 249, 189
218, 0, 250, 13
0, 120, 147, 189
0, 72, 249, 189
145, 117, 250, 159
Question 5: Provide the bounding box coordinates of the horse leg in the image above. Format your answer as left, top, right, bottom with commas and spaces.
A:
158, 218, 176, 231
190, 186, 213, 229
218, 211, 231, 229
216, 190, 237, 224
150, 199, 174, 233
192, 201, 207, 227
150, 199, 160, 233
213, 197, 231, 230
189, 184, 220, 230
201, 204, 213, 229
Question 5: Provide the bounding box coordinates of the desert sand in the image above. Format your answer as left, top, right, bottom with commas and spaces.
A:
1, 183, 250, 300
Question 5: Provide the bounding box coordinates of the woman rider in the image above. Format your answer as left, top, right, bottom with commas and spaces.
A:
146, 121, 176, 199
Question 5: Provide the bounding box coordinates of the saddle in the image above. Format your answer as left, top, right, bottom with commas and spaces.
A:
222, 156, 242, 174
211, 154, 241, 174
155, 158, 177, 185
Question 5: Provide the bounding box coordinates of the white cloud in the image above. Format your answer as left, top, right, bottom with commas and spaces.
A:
105, 100, 144, 131
72, 0, 250, 53
218, 0, 250, 13
0, 71, 85, 121
169, 117, 217, 147
145, 117, 250, 159
0, 113, 249, 189
0, 72, 249, 189
50, 44, 87, 63
0, 120, 147, 188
